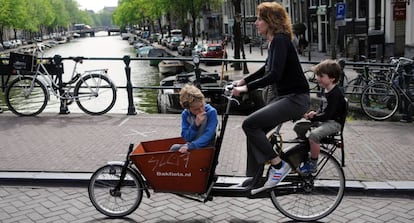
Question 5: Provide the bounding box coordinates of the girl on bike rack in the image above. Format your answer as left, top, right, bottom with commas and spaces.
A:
232, 2, 310, 192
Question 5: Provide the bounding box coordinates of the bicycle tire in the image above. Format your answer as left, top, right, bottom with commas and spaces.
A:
303, 70, 319, 91
360, 81, 399, 121
5, 76, 48, 116
74, 73, 117, 115
270, 150, 345, 222
344, 77, 366, 103
88, 164, 143, 217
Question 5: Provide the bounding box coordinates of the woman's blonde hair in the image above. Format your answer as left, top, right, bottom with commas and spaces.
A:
257, 2, 293, 40
179, 84, 205, 109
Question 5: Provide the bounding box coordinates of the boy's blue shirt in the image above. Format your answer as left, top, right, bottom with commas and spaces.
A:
181, 104, 218, 150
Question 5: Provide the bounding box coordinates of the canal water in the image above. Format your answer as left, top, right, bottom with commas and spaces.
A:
0, 31, 162, 114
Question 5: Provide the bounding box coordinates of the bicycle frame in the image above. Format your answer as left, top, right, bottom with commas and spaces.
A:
21, 45, 110, 101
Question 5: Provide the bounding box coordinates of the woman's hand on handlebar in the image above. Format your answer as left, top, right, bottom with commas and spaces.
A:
234, 79, 246, 87
233, 85, 248, 97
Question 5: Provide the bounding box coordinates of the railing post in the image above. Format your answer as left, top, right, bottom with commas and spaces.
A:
54, 55, 69, 115
123, 55, 137, 115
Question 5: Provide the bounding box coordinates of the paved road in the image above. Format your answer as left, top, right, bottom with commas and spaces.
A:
0, 185, 413, 222
1, 113, 414, 183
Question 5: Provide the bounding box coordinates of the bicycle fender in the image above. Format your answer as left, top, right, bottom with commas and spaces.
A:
80, 73, 117, 90
106, 161, 151, 198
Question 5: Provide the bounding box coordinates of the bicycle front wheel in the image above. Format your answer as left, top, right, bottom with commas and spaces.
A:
74, 74, 117, 115
344, 77, 366, 103
88, 164, 143, 217
5, 76, 48, 116
360, 82, 399, 121
303, 70, 319, 92
270, 150, 345, 222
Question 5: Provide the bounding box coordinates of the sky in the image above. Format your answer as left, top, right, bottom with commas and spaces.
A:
77, 0, 118, 12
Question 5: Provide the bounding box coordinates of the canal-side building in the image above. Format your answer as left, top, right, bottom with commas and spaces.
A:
220, 0, 414, 60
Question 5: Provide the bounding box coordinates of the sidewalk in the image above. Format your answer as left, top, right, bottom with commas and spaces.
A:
0, 112, 414, 192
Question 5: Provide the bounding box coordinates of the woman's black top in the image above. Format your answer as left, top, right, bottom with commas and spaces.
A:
244, 33, 309, 97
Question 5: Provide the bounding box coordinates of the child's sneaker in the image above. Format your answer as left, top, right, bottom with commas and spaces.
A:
300, 160, 317, 174
263, 161, 291, 189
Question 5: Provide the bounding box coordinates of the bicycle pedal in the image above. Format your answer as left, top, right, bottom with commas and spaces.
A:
250, 186, 268, 195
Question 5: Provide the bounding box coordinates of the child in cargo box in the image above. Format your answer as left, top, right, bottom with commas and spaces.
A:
169, 84, 218, 153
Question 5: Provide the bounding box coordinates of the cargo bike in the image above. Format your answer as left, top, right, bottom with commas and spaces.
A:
88, 86, 345, 222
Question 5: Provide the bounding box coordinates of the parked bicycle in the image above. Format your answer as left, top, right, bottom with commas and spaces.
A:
344, 56, 389, 103
88, 82, 346, 221
5, 43, 117, 116
304, 59, 348, 93
360, 57, 414, 121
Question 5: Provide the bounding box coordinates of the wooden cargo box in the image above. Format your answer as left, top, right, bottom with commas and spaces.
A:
130, 137, 215, 193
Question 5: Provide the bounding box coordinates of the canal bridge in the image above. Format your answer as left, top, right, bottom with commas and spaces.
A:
69, 26, 121, 37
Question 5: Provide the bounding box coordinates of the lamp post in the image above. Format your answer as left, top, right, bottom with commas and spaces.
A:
241, 0, 249, 74
307, 0, 312, 61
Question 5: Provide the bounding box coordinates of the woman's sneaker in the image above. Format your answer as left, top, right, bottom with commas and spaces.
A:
263, 161, 291, 189
300, 160, 317, 174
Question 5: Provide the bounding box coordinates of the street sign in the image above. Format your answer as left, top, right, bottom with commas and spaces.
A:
336, 3, 346, 20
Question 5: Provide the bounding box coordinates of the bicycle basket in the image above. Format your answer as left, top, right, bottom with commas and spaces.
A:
9, 52, 36, 71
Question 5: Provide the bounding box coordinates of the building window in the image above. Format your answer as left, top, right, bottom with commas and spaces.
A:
357, 0, 367, 19
346, 0, 353, 19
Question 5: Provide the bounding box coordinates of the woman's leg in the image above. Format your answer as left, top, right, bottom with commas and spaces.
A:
243, 94, 310, 176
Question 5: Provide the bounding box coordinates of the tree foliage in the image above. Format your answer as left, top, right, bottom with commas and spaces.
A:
113, 0, 222, 45
0, 0, 113, 42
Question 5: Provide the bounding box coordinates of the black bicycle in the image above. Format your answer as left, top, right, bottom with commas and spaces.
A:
360, 57, 414, 121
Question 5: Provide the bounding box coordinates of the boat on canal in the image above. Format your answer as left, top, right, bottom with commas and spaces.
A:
157, 71, 223, 113
156, 71, 265, 114
148, 48, 170, 66
158, 60, 184, 76
136, 45, 154, 57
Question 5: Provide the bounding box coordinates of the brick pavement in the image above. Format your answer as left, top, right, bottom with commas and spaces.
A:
0, 185, 413, 222
1, 112, 414, 185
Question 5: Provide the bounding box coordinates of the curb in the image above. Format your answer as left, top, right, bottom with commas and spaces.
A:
2, 171, 414, 194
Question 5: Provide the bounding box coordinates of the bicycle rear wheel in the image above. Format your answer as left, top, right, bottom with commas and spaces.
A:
270, 150, 345, 221
5, 76, 48, 116
74, 74, 117, 115
88, 164, 143, 217
360, 82, 399, 121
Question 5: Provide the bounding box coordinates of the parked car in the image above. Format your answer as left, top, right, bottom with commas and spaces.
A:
13, 39, 22, 47
168, 36, 183, 50
200, 43, 225, 65
177, 41, 193, 56
161, 35, 170, 47
2, 40, 15, 49
192, 44, 203, 56
150, 33, 161, 43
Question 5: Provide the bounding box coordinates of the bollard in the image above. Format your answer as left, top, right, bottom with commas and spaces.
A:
192, 55, 201, 89
123, 55, 137, 115
54, 55, 69, 114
